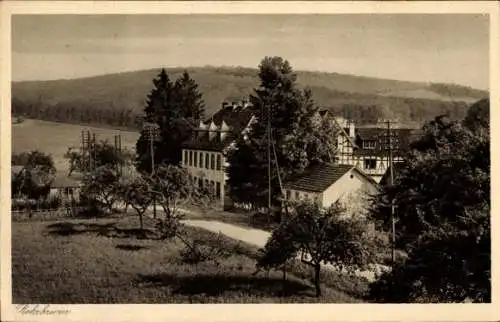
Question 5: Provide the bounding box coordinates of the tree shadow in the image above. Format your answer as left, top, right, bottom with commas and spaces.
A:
45, 222, 158, 240
135, 273, 314, 298
45, 222, 117, 236
116, 244, 149, 251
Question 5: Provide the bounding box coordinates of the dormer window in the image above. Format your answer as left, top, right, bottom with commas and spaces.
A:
363, 140, 376, 149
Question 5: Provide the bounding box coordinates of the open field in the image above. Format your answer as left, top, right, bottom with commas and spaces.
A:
12, 215, 368, 303
12, 118, 139, 172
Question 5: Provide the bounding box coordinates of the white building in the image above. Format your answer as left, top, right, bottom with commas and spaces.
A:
283, 163, 378, 214
181, 100, 255, 208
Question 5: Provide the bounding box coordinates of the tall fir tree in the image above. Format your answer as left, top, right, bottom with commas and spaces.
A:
227, 56, 338, 209
136, 69, 205, 173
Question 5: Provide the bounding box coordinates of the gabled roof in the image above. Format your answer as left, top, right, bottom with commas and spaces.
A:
353, 128, 423, 157
207, 105, 254, 134
284, 163, 375, 193
11, 165, 25, 178
379, 162, 406, 186
50, 173, 82, 188
182, 131, 237, 152
182, 103, 255, 152
11, 165, 46, 187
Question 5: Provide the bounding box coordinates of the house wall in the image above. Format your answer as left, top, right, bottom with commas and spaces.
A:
182, 148, 227, 207
337, 149, 403, 183
321, 168, 378, 209
49, 187, 81, 203
285, 189, 322, 205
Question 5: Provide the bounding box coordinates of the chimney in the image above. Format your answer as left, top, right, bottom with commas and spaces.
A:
222, 101, 229, 109
349, 121, 355, 138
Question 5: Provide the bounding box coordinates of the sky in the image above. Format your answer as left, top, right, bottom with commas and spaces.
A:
12, 14, 490, 89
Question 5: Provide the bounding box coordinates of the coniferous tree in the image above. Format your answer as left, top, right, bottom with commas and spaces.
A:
136, 69, 205, 173
136, 69, 174, 173
227, 57, 338, 209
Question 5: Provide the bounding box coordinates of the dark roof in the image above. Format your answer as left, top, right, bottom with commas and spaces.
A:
11, 165, 25, 179
379, 162, 406, 186
182, 131, 237, 152
182, 105, 254, 152
11, 165, 47, 186
283, 164, 356, 193
207, 105, 254, 134
50, 173, 82, 188
353, 128, 423, 157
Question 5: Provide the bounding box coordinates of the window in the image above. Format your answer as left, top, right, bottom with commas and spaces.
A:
216, 154, 221, 170
199, 179, 203, 189
286, 190, 291, 200
205, 179, 209, 188
199, 152, 204, 168
189, 151, 193, 166
194, 152, 198, 167
183, 150, 188, 165
211, 154, 215, 170
205, 154, 210, 169
295, 191, 300, 200
364, 158, 377, 169
216, 182, 221, 198
363, 140, 376, 149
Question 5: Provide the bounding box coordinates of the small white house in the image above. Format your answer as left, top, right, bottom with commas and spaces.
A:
49, 173, 82, 203
283, 163, 379, 215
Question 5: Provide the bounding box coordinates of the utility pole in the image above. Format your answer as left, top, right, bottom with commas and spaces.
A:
386, 120, 396, 266
267, 102, 272, 223
144, 122, 159, 219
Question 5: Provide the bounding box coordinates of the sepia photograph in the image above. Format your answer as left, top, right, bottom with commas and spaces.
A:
1, 1, 498, 321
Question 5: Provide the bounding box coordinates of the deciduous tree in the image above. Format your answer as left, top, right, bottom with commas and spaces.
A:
257, 200, 386, 297
368, 103, 490, 302
227, 57, 338, 209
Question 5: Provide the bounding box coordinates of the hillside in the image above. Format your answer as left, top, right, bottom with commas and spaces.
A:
12, 119, 139, 172
12, 66, 488, 129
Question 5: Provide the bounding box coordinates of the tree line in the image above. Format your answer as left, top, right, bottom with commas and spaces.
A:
12, 97, 141, 129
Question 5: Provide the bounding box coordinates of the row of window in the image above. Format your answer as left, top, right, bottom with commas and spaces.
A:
361, 138, 400, 150
184, 150, 222, 171
191, 176, 222, 198
285, 190, 320, 203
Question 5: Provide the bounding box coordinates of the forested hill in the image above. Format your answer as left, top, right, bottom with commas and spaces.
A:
12, 66, 489, 129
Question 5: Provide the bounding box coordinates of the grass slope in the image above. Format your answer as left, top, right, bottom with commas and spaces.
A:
12, 66, 488, 119
12, 215, 368, 303
12, 119, 139, 172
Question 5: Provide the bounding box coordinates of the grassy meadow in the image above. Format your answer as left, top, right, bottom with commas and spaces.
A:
12, 118, 139, 172
12, 215, 369, 303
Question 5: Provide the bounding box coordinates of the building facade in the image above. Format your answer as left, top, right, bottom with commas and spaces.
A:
327, 113, 421, 183
283, 163, 378, 215
181, 100, 254, 208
